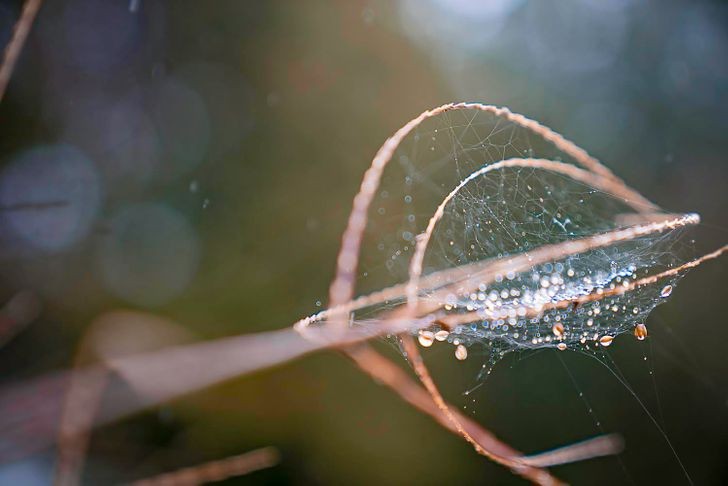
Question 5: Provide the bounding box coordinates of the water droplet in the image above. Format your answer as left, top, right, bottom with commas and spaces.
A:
634, 323, 648, 341
552, 322, 564, 338
418, 331, 434, 347
661, 285, 673, 298
455, 344, 468, 361
434, 330, 449, 341
557, 342, 567, 351
189, 180, 199, 193
599, 335, 614, 347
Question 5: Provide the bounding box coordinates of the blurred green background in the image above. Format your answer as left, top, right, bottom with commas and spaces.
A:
0, 0, 726, 484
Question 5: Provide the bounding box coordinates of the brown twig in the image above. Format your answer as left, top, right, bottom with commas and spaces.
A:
346, 344, 562, 485
53, 311, 195, 486
328, 102, 659, 311
322, 103, 692, 484
130, 447, 280, 486
0, 0, 43, 102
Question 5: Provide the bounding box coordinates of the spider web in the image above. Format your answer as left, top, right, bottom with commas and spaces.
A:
355, 107, 696, 370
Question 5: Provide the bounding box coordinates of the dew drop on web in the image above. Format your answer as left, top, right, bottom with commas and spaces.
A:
418, 330, 434, 347
599, 335, 614, 347
634, 323, 648, 340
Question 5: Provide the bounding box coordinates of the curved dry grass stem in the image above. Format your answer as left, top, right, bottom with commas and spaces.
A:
296, 213, 700, 336
0, 0, 43, 102
348, 345, 621, 473
392, 129, 695, 481
346, 344, 562, 485
399, 335, 562, 486
328, 102, 659, 312
322, 104, 702, 484
307, 197, 689, 482
332, 165, 691, 482
299, 212, 697, 332
130, 447, 279, 486
404, 157, 670, 313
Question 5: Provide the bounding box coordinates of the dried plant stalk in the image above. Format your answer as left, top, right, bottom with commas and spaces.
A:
328, 102, 659, 311
54, 366, 108, 486
318, 103, 718, 484
54, 312, 195, 486
0, 0, 43, 101
346, 344, 562, 484
130, 447, 279, 486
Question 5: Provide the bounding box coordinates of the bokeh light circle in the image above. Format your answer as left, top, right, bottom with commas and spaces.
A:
0, 145, 102, 252
98, 203, 199, 307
